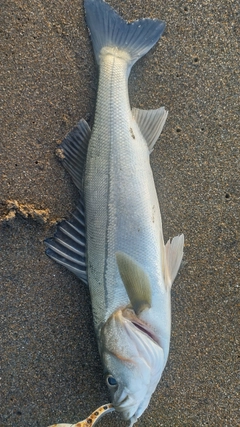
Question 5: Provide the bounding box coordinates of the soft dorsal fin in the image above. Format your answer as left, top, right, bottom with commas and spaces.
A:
132, 107, 168, 152
116, 252, 152, 315
164, 234, 184, 288
59, 119, 91, 191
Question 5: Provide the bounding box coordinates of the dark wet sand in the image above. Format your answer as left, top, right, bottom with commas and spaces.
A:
1, 1, 239, 426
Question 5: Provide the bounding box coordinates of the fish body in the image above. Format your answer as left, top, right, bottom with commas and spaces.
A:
85, 46, 169, 344
45, 0, 184, 425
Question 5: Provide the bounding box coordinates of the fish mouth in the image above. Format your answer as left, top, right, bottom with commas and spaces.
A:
114, 395, 130, 410
113, 393, 136, 417
114, 397, 138, 422
113, 392, 149, 425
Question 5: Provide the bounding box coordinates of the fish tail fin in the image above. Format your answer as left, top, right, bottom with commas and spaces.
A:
84, 0, 165, 68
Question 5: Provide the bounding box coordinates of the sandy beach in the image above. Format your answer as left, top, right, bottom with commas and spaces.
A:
1, 1, 239, 426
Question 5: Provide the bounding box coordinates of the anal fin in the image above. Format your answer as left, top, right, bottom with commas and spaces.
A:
132, 107, 168, 152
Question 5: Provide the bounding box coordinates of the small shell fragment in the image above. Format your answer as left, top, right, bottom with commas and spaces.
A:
48, 403, 114, 427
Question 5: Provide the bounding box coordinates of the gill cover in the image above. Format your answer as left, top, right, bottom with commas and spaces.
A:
100, 309, 165, 424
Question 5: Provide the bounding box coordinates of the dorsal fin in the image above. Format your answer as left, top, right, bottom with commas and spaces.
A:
59, 119, 91, 191
116, 252, 152, 315
132, 107, 168, 152
45, 199, 87, 284
164, 234, 184, 288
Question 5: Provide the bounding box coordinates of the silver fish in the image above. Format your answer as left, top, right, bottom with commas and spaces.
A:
45, 0, 184, 425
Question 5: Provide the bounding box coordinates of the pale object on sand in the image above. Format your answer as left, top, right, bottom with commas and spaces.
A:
48, 403, 114, 427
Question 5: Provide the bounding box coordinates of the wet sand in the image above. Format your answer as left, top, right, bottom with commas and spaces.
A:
0, 1, 239, 426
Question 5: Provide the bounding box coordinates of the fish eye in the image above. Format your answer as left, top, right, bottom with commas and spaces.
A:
106, 374, 118, 387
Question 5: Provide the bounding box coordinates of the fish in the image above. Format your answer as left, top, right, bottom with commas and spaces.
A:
47, 403, 114, 427
45, 0, 184, 425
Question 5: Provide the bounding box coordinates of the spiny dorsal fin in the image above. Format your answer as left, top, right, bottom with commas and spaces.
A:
59, 119, 91, 191
116, 252, 151, 315
132, 107, 168, 152
45, 199, 87, 284
164, 234, 184, 288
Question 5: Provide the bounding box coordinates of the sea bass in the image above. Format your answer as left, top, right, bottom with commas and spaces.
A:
45, 0, 184, 425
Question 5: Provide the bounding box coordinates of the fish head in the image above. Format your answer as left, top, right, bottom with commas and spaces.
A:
100, 307, 165, 425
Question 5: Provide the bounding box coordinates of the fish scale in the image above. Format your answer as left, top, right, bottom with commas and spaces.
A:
85, 52, 145, 330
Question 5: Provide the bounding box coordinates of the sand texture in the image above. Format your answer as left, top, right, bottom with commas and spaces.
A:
1, 1, 239, 426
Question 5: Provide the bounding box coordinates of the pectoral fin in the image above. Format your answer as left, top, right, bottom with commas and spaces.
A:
116, 252, 152, 315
